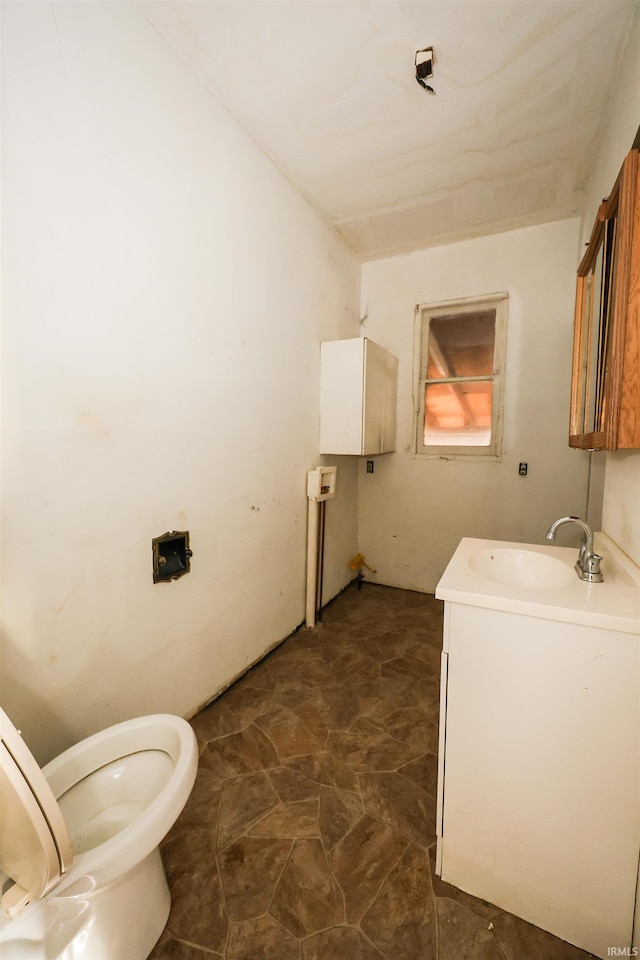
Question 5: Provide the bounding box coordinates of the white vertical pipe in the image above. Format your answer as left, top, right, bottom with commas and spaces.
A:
306, 496, 319, 628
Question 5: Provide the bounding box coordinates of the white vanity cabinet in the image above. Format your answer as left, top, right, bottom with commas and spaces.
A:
319, 338, 398, 455
435, 537, 640, 960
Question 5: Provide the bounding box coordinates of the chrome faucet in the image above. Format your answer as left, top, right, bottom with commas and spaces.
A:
545, 516, 603, 583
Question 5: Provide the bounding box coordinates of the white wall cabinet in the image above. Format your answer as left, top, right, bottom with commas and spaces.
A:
320, 338, 398, 455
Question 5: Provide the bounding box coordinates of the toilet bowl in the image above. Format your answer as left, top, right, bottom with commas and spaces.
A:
0, 708, 198, 959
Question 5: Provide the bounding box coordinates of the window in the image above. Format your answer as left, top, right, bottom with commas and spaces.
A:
414, 293, 508, 459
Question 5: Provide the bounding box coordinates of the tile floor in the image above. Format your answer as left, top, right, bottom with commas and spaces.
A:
150, 583, 595, 960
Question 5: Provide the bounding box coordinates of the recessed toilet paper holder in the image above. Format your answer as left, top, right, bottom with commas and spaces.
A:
152, 531, 192, 583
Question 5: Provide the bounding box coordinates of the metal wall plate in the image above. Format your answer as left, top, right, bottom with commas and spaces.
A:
152, 530, 192, 583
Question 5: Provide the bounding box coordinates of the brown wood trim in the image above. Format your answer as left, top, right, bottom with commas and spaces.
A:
600, 183, 621, 224
570, 149, 640, 451
604, 150, 638, 449
618, 156, 640, 447
569, 431, 605, 450
578, 215, 605, 276
569, 275, 588, 438
578, 170, 623, 277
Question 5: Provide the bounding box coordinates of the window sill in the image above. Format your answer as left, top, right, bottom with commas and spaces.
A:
413, 450, 502, 462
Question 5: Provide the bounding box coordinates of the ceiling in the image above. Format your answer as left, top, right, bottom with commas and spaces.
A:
139, 0, 636, 260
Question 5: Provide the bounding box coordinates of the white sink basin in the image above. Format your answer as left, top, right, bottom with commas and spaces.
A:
436, 535, 640, 634
469, 548, 575, 590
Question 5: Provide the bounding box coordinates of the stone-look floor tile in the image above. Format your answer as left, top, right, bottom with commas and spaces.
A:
344, 677, 381, 699
152, 928, 172, 950
360, 771, 436, 848
273, 632, 324, 658
158, 583, 594, 960
256, 703, 329, 759
427, 845, 502, 921
335, 617, 388, 640
491, 912, 598, 959
217, 771, 280, 850
218, 682, 274, 725
326, 731, 422, 772
218, 836, 293, 921
226, 915, 300, 960
399, 753, 438, 798
268, 766, 322, 802
248, 799, 320, 839
349, 716, 389, 736
395, 602, 442, 626
383, 707, 439, 753
191, 700, 245, 743
361, 843, 436, 960
329, 814, 408, 923
315, 641, 356, 668
352, 633, 411, 662
270, 838, 345, 938
406, 642, 442, 675
161, 829, 228, 953
264, 652, 313, 681
149, 937, 221, 960
330, 650, 380, 688
295, 701, 332, 731
407, 630, 444, 653
387, 678, 441, 711
358, 696, 403, 724
320, 594, 381, 624
162, 826, 216, 879
172, 768, 221, 832
381, 653, 433, 683
274, 683, 317, 710
314, 685, 361, 730
200, 723, 279, 779
284, 752, 359, 793
318, 785, 363, 851
379, 675, 436, 709
301, 926, 385, 960
297, 658, 340, 688
437, 899, 506, 960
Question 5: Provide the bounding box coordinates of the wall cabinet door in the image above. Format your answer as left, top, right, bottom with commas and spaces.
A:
570, 148, 640, 450
320, 338, 398, 455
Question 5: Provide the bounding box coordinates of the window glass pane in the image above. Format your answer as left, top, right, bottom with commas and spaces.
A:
426, 310, 496, 379
423, 380, 493, 446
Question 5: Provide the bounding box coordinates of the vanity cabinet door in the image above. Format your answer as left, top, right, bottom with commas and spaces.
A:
436, 602, 639, 959
570, 148, 640, 450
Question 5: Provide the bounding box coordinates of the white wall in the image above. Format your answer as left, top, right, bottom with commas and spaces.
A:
0, 1, 360, 763
581, 2, 640, 566
359, 218, 588, 593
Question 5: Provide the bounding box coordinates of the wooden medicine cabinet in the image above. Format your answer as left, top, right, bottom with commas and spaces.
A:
570, 148, 640, 450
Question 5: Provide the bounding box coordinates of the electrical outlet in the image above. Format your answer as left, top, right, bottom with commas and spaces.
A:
519, 462, 528, 477
366, 460, 374, 474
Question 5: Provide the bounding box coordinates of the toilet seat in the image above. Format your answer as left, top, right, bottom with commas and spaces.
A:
0, 708, 73, 917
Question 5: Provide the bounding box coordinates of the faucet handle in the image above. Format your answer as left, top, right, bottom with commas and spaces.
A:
582, 552, 604, 583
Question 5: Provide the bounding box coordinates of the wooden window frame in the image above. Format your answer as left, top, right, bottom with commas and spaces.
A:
413, 292, 508, 460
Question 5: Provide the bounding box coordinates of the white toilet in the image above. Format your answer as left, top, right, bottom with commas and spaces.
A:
0, 707, 198, 959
